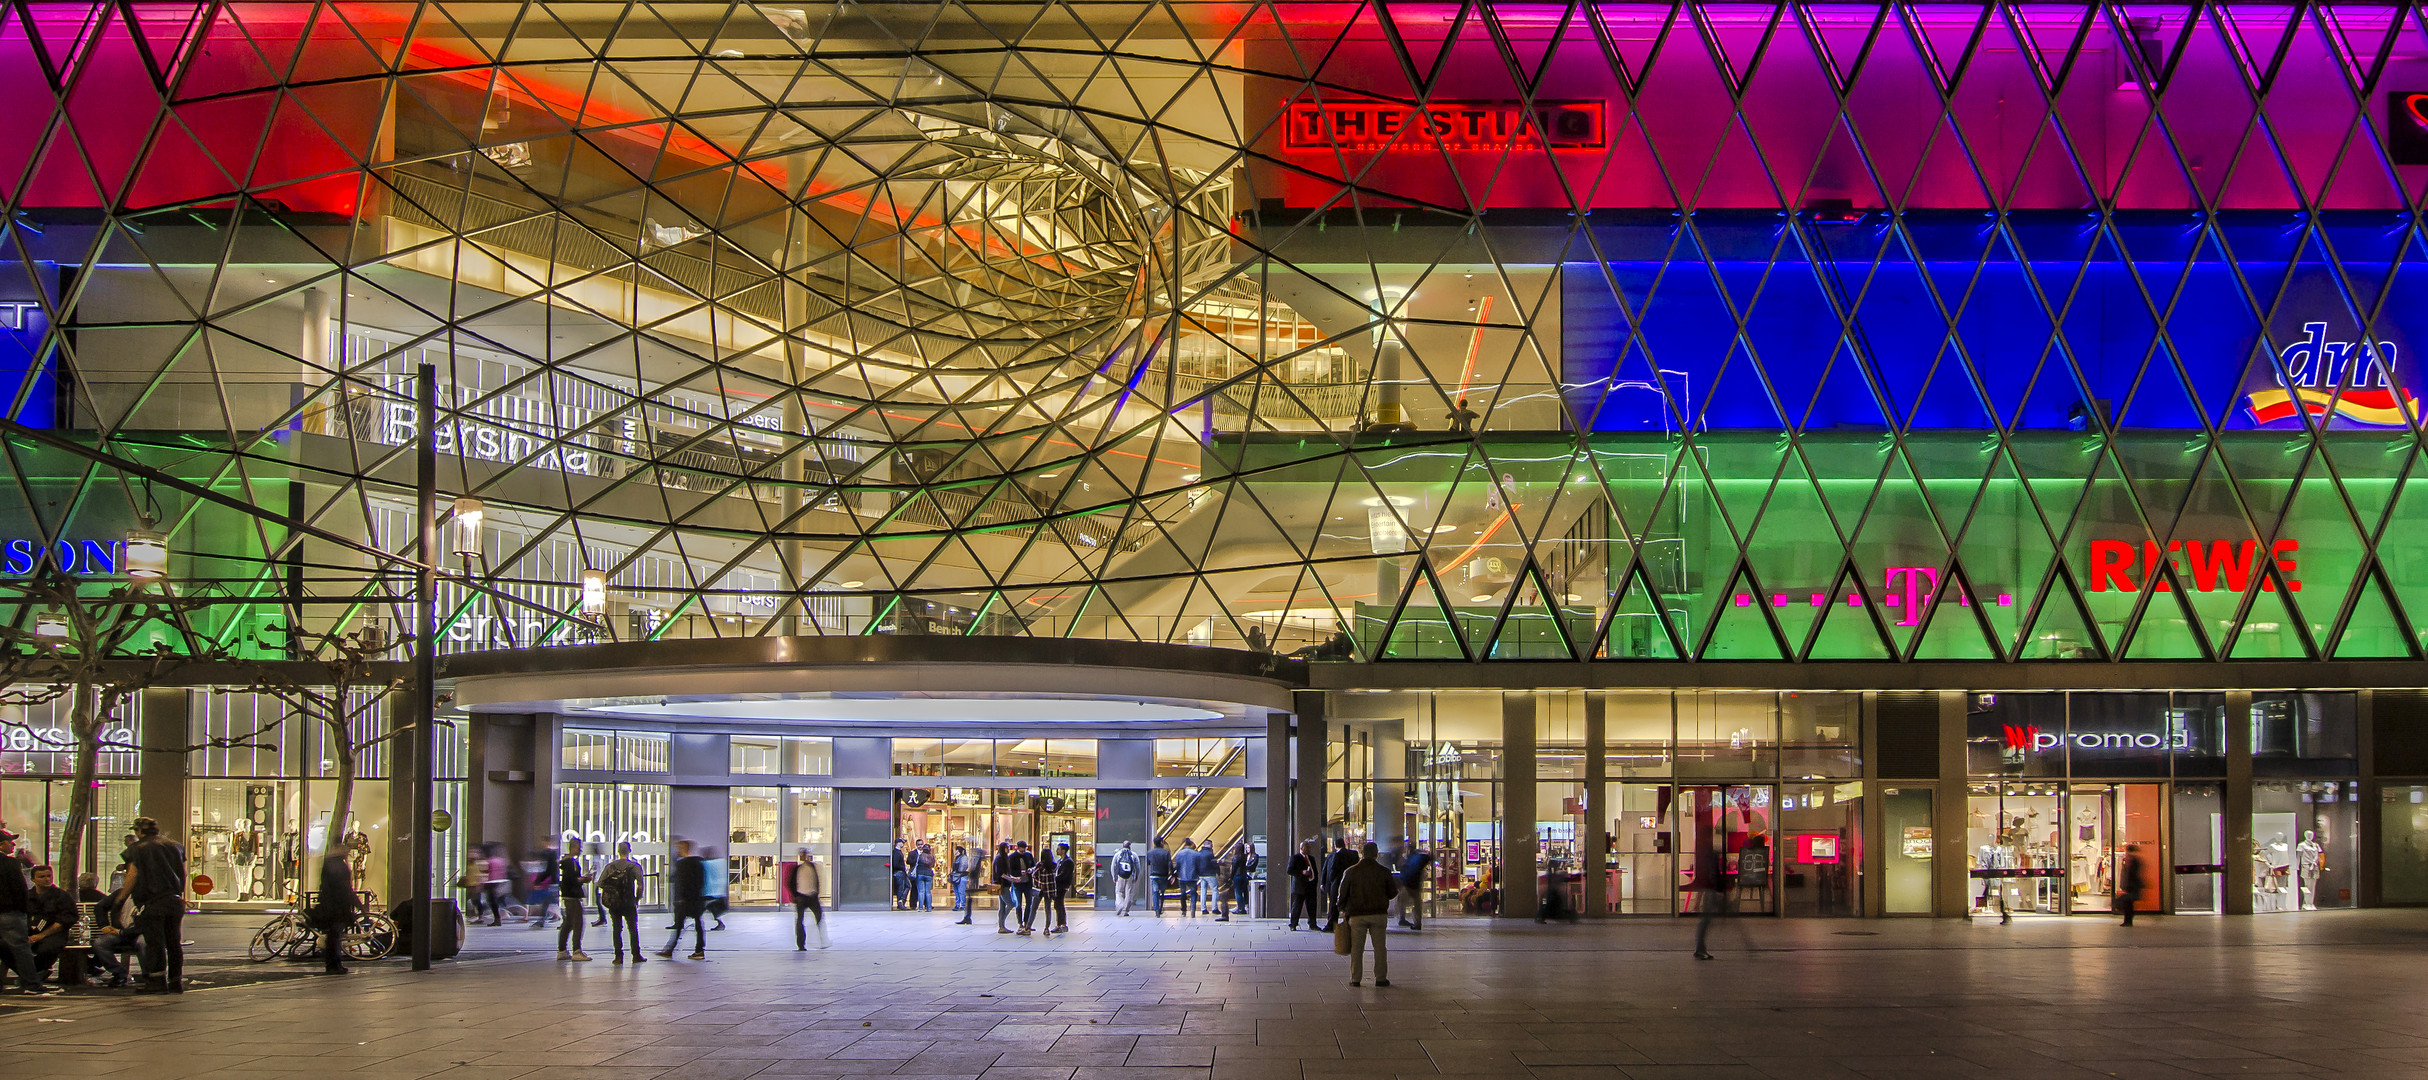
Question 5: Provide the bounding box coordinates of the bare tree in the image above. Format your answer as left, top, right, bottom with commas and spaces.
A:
246, 626, 409, 859
0, 571, 222, 878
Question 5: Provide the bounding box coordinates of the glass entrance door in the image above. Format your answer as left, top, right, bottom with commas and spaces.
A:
2068, 783, 2163, 916
1674, 785, 1775, 916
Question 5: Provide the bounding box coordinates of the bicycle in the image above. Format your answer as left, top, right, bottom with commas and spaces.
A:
247, 891, 398, 962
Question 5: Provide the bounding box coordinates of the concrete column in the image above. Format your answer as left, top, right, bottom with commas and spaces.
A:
531, 713, 561, 846
468, 713, 536, 860
1858, 692, 1883, 917
137, 688, 189, 879
1582, 691, 1608, 916
1094, 789, 1151, 910
2358, 690, 2381, 908
1935, 692, 1968, 919
1293, 690, 1327, 850
1502, 690, 1538, 918
2224, 691, 2254, 915
384, 687, 417, 906
1264, 708, 1290, 917
1373, 721, 1406, 855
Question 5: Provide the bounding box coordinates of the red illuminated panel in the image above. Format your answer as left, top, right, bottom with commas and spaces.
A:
1281, 98, 1607, 153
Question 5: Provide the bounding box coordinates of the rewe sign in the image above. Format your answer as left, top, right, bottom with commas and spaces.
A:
2088, 539, 2300, 593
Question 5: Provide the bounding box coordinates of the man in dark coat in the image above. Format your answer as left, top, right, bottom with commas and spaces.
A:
657, 839, 708, 959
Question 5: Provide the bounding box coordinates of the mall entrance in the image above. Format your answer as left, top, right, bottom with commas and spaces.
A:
894, 788, 1098, 907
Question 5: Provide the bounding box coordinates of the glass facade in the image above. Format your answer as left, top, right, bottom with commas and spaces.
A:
2, 1, 2426, 924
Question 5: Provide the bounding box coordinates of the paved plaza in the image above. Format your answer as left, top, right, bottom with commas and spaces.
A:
5, 908, 2428, 1079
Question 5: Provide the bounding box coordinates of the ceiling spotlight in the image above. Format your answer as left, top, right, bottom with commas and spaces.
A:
1469, 594, 1494, 603
840, 580, 865, 589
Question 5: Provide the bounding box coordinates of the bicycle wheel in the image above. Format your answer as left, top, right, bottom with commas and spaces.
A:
247, 922, 285, 962
276, 917, 320, 959
346, 913, 398, 960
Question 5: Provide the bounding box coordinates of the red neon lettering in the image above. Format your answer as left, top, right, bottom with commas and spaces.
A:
2272, 539, 2301, 592
2089, 540, 2137, 592
2143, 542, 2173, 592
2183, 540, 2258, 593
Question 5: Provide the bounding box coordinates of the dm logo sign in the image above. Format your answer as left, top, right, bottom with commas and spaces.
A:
2245, 322, 2416, 428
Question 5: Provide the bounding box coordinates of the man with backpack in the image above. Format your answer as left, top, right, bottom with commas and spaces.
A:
595, 842, 645, 964
1111, 841, 1141, 915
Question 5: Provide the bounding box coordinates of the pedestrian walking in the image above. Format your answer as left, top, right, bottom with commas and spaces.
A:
701, 846, 730, 929
1111, 841, 1141, 915
2118, 843, 2147, 926
1174, 839, 1200, 917
1690, 845, 1732, 960
1146, 838, 1173, 916
557, 841, 591, 961
890, 840, 911, 910
658, 838, 709, 960
1397, 846, 1434, 930
458, 853, 487, 923
791, 847, 828, 949
482, 843, 512, 926
1194, 841, 1220, 914
1288, 841, 1320, 929
123, 816, 186, 993
1029, 839, 1058, 931
1336, 841, 1393, 987
992, 840, 1022, 934
597, 842, 646, 964
914, 841, 937, 911
1319, 838, 1356, 931
953, 843, 982, 924
526, 840, 560, 930
313, 851, 356, 974
1226, 840, 1254, 921
1039, 843, 1073, 934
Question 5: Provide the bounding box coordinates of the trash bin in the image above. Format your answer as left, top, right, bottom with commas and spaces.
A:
388, 898, 464, 961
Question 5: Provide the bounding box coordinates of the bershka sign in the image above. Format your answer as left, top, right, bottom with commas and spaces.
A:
2088, 539, 2300, 593
1282, 98, 1607, 153
2245, 322, 2415, 427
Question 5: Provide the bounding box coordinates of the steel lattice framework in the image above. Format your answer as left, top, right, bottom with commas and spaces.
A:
0, 1, 2426, 666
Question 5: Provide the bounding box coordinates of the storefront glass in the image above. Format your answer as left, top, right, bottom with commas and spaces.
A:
1156, 737, 1247, 777
1604, 783, 1673, 914
1780, 781, 1860, 916
729, 786, 783, 902
2172, 782, 2224, 913
1881, 786, 1934, 915
1968, 782, 2066, 917
2382, 785, 2428, 905
557, 782, 670, 906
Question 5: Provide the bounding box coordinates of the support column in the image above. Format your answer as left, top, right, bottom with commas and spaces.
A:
2224, 691, 2254, 915
1935, 692, 1968, 919
1501, 690, 1538, 918
1293, 690, 1327, 849
137, 688, 189, 881
1373, 721, 1406, 855
1859, 692, 1882, 917
1582, 692, 1608, 916
1263, 708, 1290, 917
2359, 690, 2381, 908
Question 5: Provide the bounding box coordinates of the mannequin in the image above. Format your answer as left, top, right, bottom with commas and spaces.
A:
2296, 830, 2325, 910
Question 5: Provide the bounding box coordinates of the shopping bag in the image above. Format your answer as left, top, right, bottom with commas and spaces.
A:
1333, 921, 1350, 955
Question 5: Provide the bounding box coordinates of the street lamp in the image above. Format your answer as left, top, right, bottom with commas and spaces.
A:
32, 609, 67, 639
123, 528, 168, 580
579, 568, 608, 618
449, 497, 485, 559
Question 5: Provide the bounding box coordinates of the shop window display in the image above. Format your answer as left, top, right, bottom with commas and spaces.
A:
190, 780, 299, 903
1968, 783, 2065, 917
2252, 781, 2355, 912
1603, 783, 1673, 914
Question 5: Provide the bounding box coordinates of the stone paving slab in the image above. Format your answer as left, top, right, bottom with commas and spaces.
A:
6, 907, 2428, 1078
